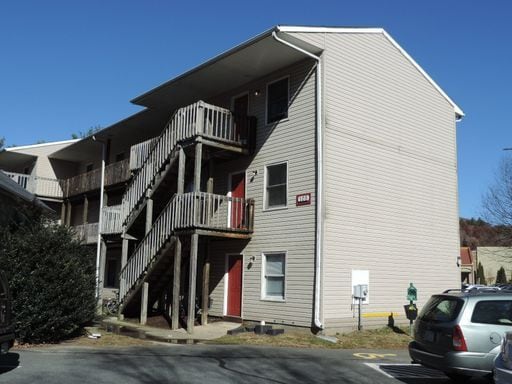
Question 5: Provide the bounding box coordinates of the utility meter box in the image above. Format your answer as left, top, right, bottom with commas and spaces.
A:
353, 284, 368, 300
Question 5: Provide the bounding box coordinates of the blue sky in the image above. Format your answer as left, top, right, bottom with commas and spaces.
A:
0, 1, 510, 219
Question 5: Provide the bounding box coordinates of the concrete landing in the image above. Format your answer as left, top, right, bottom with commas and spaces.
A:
101, 317, 239, 343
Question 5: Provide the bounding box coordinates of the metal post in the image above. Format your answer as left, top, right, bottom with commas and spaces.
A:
358, 298, 362, 331
94, 137, 106, 311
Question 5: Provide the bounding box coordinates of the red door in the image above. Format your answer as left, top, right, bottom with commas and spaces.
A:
227, 255, 243, 317
230, 172, 246, 229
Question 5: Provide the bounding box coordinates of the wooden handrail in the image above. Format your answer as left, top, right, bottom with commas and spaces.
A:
120, 101, 254, 227
119, 192, 254, 302
62, 159, 130, 198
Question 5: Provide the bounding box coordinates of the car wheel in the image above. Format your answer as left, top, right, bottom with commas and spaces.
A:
445, 373, 471, 383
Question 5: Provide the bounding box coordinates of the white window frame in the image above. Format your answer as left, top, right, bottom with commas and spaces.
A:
263, 161, 288, 211
265, 75, 290, 125
261, 251, 287, 302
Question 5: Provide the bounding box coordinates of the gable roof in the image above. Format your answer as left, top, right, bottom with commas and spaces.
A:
277, 26, 464, 119
460, 247, 473, 265
132, 25, 463, 119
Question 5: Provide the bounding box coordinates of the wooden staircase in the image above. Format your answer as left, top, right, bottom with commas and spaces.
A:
118, 101, 256, 314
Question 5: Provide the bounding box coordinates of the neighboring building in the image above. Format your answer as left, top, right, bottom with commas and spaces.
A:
0, 140, 77, 214
460, 247, 475, 284
3, 25, 464, 334
476, 247, 512, 284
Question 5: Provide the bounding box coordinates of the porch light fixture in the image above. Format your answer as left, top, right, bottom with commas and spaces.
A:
253, 89, 261, 96
249, 169, 258, 182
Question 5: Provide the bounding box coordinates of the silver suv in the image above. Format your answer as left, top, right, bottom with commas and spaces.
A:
409, 288, 512, 382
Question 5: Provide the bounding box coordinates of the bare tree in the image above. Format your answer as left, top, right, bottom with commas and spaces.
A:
483, 157, 512, 243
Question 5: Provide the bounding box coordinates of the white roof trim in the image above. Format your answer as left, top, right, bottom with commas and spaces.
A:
277, 26, 384, 34
6, 139, 79, 152
381, 30, 464, 118
277, 25, 464, 118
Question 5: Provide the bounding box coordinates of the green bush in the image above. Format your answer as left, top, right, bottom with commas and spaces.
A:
476, 262, 487, 285
496, 266, 507, 284
0, 211, 96, 343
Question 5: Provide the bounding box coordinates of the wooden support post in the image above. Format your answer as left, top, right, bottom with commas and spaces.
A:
177, 147, 185, 194
171, 236, 182, 330
187, 233, 199, 333
194, 142, 202, 192
201, 240, 210, 325
145, 189, 153, 235
60, 201, 66, 225
103, 191, 108, 207
65, 200, 72, 226
121, 237, 128, 268
141, 281, 149, 325
82, 195, 89, 225
207, 159, 214, 194
98, 238, 107, 302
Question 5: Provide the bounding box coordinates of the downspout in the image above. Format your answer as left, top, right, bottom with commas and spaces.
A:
272, 29, 324, 330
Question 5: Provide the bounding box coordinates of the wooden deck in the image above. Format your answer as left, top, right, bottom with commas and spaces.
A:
63, 158, 130, 198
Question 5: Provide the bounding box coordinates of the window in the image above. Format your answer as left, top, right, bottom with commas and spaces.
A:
418, 296, 464, 323
85, 163, 93, 172
262, 252, 286, 300
266, 77, 289, 124
471, 301, 512, 325
265, 162, 287, 209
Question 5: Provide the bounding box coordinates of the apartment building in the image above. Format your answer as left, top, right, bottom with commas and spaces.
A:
2, 26, 463, 334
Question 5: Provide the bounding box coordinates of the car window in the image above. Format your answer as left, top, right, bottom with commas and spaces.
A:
418, 296, 464, 323
471, 300, 512, 325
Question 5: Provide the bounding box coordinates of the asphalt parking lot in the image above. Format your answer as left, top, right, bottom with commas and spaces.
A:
0, 345, 491, 383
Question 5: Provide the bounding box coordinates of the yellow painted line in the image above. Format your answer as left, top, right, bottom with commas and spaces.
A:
361, 312, 402, 318
353, 352, 397, 360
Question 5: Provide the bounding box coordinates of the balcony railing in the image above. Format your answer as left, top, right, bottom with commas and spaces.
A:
3, 171, 63, 198
63, 158, 131, 198
73, 223, 99, 244
129, 137, 158, 171
121, 101, 255, 226
119, 192, 254, 301
101, 205, 123, 235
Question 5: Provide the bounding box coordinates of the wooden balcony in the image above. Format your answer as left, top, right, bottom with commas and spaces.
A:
122, 101, 256, 226
119, 192, 254, 301
101, 205, 123, 235
63, 159, 130, 198
73, 223, 99, 244
174, 192, 255, 237
3, 171, 63, 199
129, 137, 158, 171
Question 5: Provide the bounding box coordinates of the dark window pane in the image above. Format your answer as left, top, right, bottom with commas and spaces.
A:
267, 78, 289, 123
266, 254, 285, 275
267, 163, 286, 186
266, 163, 287, 208
268, 185, 287, 207
266, 277, 284, 297
471, 301, 512, 325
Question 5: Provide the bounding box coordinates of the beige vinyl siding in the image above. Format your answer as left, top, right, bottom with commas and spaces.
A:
206, 59, 317, 327
289, 32, 460, 329
10, 141, 77, 180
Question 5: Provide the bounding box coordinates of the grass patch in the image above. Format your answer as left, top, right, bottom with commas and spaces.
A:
337, 326, 411, 349
209, 326, 411, 350
14, 326, 156, 349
